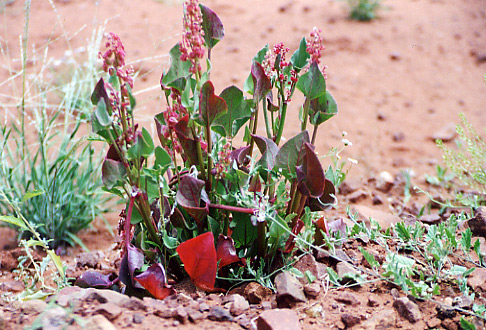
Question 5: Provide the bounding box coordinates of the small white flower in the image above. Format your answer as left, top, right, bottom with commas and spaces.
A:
341, 138, 352, 146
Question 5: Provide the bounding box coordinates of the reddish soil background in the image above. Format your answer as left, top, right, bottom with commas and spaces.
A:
1, 0, 486, 329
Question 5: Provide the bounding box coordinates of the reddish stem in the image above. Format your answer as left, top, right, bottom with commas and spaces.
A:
208, 203, 257, 215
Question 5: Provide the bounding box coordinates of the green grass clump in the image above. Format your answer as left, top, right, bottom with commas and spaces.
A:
345, 0, 382, 21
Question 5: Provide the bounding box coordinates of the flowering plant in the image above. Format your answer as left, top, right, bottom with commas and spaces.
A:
88, 0, 338, 297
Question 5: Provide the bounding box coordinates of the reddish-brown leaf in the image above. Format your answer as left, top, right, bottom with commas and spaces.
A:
135, 263, 176, 300
251, 61, 272, 101
176, 232, 218, 292
174, 115, 200, 166
296, 142, 325, 198
216, 234, 240, 269
199, 81, 228, 127
283, 219, 304, 253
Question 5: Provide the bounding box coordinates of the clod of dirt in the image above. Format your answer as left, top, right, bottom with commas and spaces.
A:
244, 282, 272, 304
392, 297, 422, 323
418, 213, 441, 224
341, 313, 362, 327
293, 254, 319, 284
257, 309, 301, 330
275, 271, 306, 308
467, 268, 486, 292
468, 206, 486, 237
334, 291, 360, 306
430, 123, 457, 142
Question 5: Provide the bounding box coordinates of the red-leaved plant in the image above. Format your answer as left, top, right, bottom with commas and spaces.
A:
87, 0, 338, 297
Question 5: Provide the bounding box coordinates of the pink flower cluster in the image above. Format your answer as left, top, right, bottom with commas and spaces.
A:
262, 43, 298, 102
213, 142, 232, 179
306, 27, 327, 79
159, 88, 187, 156
179, 0, 205, 75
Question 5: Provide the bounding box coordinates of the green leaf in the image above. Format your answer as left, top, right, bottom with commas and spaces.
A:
244, 45, 269, 94
0, 215, 28, 230
127, 128, 155, 160
460, 317, 476, 330
102, 158, 127, 190
309, 91, 338, 126
359, 246, 380, 269
94, 98, 113, 127
290, 37, 310, 71
213, 86, 252, 137
154, 146, 172, 174
296, 61, 326, 100
200, 4, 224, 49
162, 233, 179, 250
327, 267, 341, 286
288, 268, 304, 278
252, 135, 279, 171
161, 44, 191, 91
230, 212, 257, 249
273, 130, 310, 177
305, 270, 316, 283
22, 190, 45, 202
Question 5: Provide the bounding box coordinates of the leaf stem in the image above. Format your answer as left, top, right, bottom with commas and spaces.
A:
262, 96, 272, 139
301, 98, 310, 132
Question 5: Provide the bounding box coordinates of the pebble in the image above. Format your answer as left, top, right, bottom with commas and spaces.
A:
427, 317, 442, 328
335, 262, 360, 283
375, 171, 394, 192
430, 123, 457, 142
334, 291, 360, 306
244, 282, 272, 304
230, 294, 249, 316
208, 306, 233, 322
132, 314, 144, 324
199, 302, 210, 312
341, 313, 361, 327
275, 271, 306, 307
94, 302, 123, 321
86, 314, 118, 330
187, 308, 204, 322
357, 309, 397, 329
40, 306, 70, 330
467, 268, 486, 292
393, 297, 422, 323
303, 282, 320, 298
367, 295, 380, 307
21, 299, 47, 315
392, 131, 405, 142
347, 189, 368, 203
418, 213, 441, 224
304, 303, 324, 318
257, 309, 302, 330
293, 254, 319, 285
234, 314, 251, 329
0, 280, 24, 292
468, 207, 486, 238
389, 52, 401, 60
76, 251, 105, 268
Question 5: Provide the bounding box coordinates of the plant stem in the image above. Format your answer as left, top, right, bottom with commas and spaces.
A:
257, 220, 266, 260
208, 203, 257, 215
195, 134, 207, 183
262, 96, 272, 139
286, 180, 297, 216
136, 194, 162, 247
205, 122, 213, 192
301, 98, 310, 132
311, 124, 319, 145
248, 98, 259, 158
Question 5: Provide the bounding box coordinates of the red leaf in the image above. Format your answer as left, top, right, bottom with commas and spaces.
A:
216, 234, 240, 269
296, 142, 325, 198
199, 81, 228, 127
200, 4, 225, 49
176, 175, 209, 230
283, 219, 304, 253
176, 232, 219, 292
314, 216, 329, 246
251, 61, 272, 101
135, 263, 176, 300
75, 271, 118, 289
174, 115, 200, 166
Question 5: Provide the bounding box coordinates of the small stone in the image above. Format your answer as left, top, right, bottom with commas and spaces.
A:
94, 303, 123, 321
430, 123, 457, 142
453, 295, 474, 309
198, 302, 210, 312
235, 314, 251, 329
393, 297, 422, 323
257, 309, 302, 330
86, 314, 117, 330
175, 306, 188, 323
358, 309, 397, 329
436, 303, 456, 319
353, 205, 401, 229
377, 112, 387, 121
390, 288, 400, 299
40, 306, 70, 330
303, 283, 320, 298
336, 262, 360, 283
293, 254, 319, 284
208, 306, 233, 322
132, 314, 144, 324
334, 291, 360, 306
372, 194, 384, 205
375, 171, 394, 193
55, 286, 83, 307
304, 303, 324, 318
261, 301, 272, 310
468, 207, 486, 238
347, 189, 368, 203
0, 280, 24, 292
21, 299, 47, 315
0, 310, 4, 329
230, 294, 249, 316
392, 132, 405, 142
342, 313, 361, 327
244, 282, 272, 304
83, 288, 130, 307
444, 297, 453, 306
442, 318, 458, 330
418, 213, 441, 224
390, 52, 401, 60
122, 297, 147, 311
275, 271, 306, 307
187, 308, 204, 322
427, 317, 442, 328
367, 295, 380, 307
467, 268, 486, 292
76, 251, 105, 268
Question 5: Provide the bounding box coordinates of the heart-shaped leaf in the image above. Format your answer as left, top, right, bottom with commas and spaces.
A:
314, 216, 329, 246
135, 263, 176, 300
213, 86, 252, 137
176, 175, 209, 230
102, 144, 126, 190
119, 244, 145, 289
160, 44, 191, 92
273, 130, 310, 177
307, 178, 336, 211
200, 4, 224, 49
216, 234, 240, 269
230, 212, 257, 249
296, 61, 326, 100
174, 115, 200, 166
199, 81, 228, 127
75, 271, 118, 289
309, 91, 338, 126
296, 142, 325, 198
244, 45, 269, 94
251, 61, 272, 102
252, 135, 279, 170
91, 78, 112, 114
230, 145, 251, 166
176, 232, 218, 291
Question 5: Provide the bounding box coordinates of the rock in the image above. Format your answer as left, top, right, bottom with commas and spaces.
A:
441, 318, 458, 330
390, 288, 400, 299
467, 268, 486, 292
390, 52, 401, 60
316, 263, 328, 280
334, 291, 360, 306
436, 303, 456, 319
336, 262, 360, 283
21, 299, 48, 315
392, 131, 405, 142
235, 314, 251, 329
0, 310, 4, 329
304, 303, 324, 318
468, 207, 486, 237
198, 302, 210, 312
453, 295, 474, 309
427, 317, 442, 328
174, 306, 188, 323
430, 123, 457, 142
208, 306, 233, 322
257, 309, 302, 330
40, 306, 70, 330
0, 280, 24, 292
122, 296, 147, 311
82, 288, 129, 307
293, 254, 319, 284
372, 194, 384, 205
275, 271, 306, 307
353, 205, 401, 229
303, 283, 320, 298
230, 294, 249, 316
244, 282, 272, 304
55, 286, 84, 308
393, 297, 422, 323
342, 313, 361, 327
132, 314, 144, 324
367, 295, 380, 307
357, 309, 397, 330
418, 213, 441, 224
86, 314, 118, 330
94, 303, 123, 321
186, 308, 204, 322
347, 189, 368, 203
76, 251, 105, 268
0, 251, 18, 271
